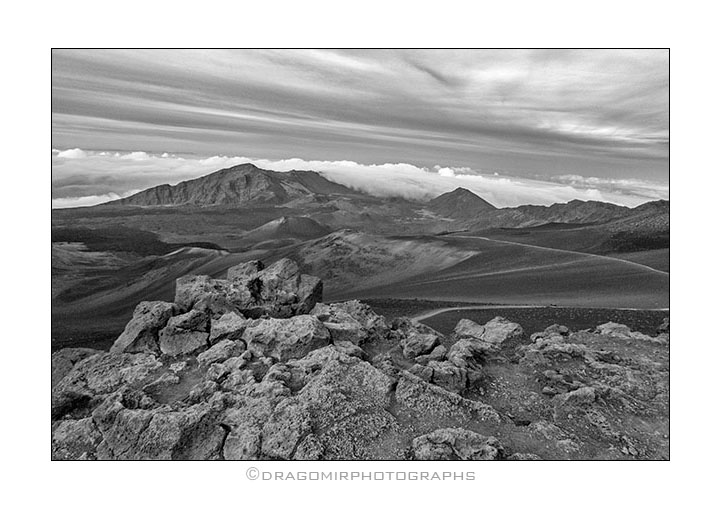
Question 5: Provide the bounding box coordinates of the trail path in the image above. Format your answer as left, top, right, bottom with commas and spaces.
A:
412, 304, 670, 323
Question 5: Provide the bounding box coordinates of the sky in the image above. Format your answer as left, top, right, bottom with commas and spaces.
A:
51, 49, 669, 208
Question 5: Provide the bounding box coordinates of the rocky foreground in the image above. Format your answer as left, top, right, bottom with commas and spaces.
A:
51, 258, 670, 460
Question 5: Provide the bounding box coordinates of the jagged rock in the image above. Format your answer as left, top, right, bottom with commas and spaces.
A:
447, 339, 498, 368
175, 259, 322, 318
454, 317, 523, 344
595, 322, 664, 343
52, 352, 162, 420
401, 332, 440, 359
52, 254, 671, 461
311, 300, 388, 344
480, 316, 524, 344
412, 428, 504, 460
52, 418, 103, 460
395, 372, 501, 424
175, 275, 239, 314
209, 312, 248, 344
159, 310, 210, 357
392, 317, 442, 339
428, 360, 469, 393
416, 344, 447, 365
409, 363, 433, 382
657, 317, 669, 334
333, 340, 367, 359
92, 388, 226, 460
530, 324, 570, 342
227, 260, 264, 280
453, 318, 487, 341
197, 339, 247, 366
110, 301, 179, 353
52, 348, 102, 388
242, 315, 331, 361
221, 347, 401, 460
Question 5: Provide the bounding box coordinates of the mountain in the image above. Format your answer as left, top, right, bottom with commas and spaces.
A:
239, 216, 332, 245
428, 188, 497, 219
467, 199, 633, 230
109, 163, 358, 207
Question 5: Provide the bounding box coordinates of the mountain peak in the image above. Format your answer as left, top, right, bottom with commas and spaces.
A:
107, 164, 357, 207
428, 187, 497, 219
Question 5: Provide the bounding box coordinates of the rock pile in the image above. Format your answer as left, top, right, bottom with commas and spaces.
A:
51, 259, 670, 460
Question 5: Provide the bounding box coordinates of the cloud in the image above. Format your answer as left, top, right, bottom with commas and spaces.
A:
52, 192, 124, 209
51, 149, 668, 209
51, 49, 668, 183
55, 148, 87, 159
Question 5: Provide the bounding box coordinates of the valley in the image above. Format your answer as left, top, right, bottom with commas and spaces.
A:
51, 163, 670, 351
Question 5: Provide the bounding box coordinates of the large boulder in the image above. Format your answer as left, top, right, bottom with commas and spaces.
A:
311, 300, 389, 344
175, 259, 322, 318
595, 322, 666, 344
401, 333, 440, 359
242, 315, 332, 361
454, 317, 523, 345
412, 428, 504, 460
110, 301, 179, 354
159, 310, 210, 357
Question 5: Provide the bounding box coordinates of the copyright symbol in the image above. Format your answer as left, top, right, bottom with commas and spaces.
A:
246, 467, 259, 480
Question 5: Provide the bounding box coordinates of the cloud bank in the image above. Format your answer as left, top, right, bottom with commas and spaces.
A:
51, 149, 669, 209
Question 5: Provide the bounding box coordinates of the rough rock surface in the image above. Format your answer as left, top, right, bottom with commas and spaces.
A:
412, 428, 504, 460
110, 301, 179, 354
175, 258, 322, 318
51, 258, 670, 460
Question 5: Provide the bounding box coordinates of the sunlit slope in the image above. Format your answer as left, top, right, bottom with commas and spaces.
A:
350, 235, 669, 309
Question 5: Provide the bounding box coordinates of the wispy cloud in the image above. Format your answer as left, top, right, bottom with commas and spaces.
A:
52, 49, 669, 184
51, 149, 668, 209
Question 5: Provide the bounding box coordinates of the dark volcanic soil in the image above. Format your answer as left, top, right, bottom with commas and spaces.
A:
420, 306, 669, 337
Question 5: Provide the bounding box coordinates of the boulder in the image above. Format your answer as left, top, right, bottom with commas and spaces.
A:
595, 322, 665, 343
110, 301, 179, 353
401, 332, 440, 359
530, 324, 570, 342
415, 344, 447, 365
209, 312, 248, 343
453, 318, 487, 341
480, 317, 524, 344
454, 317, 523, 344
311, 300, 388, 344
242, 315, 332, 361
227, 260, 264, 280
427, 360, 468, 393
175, 259, 322, 319
175, 275, 243, 314
447, 339, 498, 368
159, 310, 210, 357
412, 428, 504, 460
